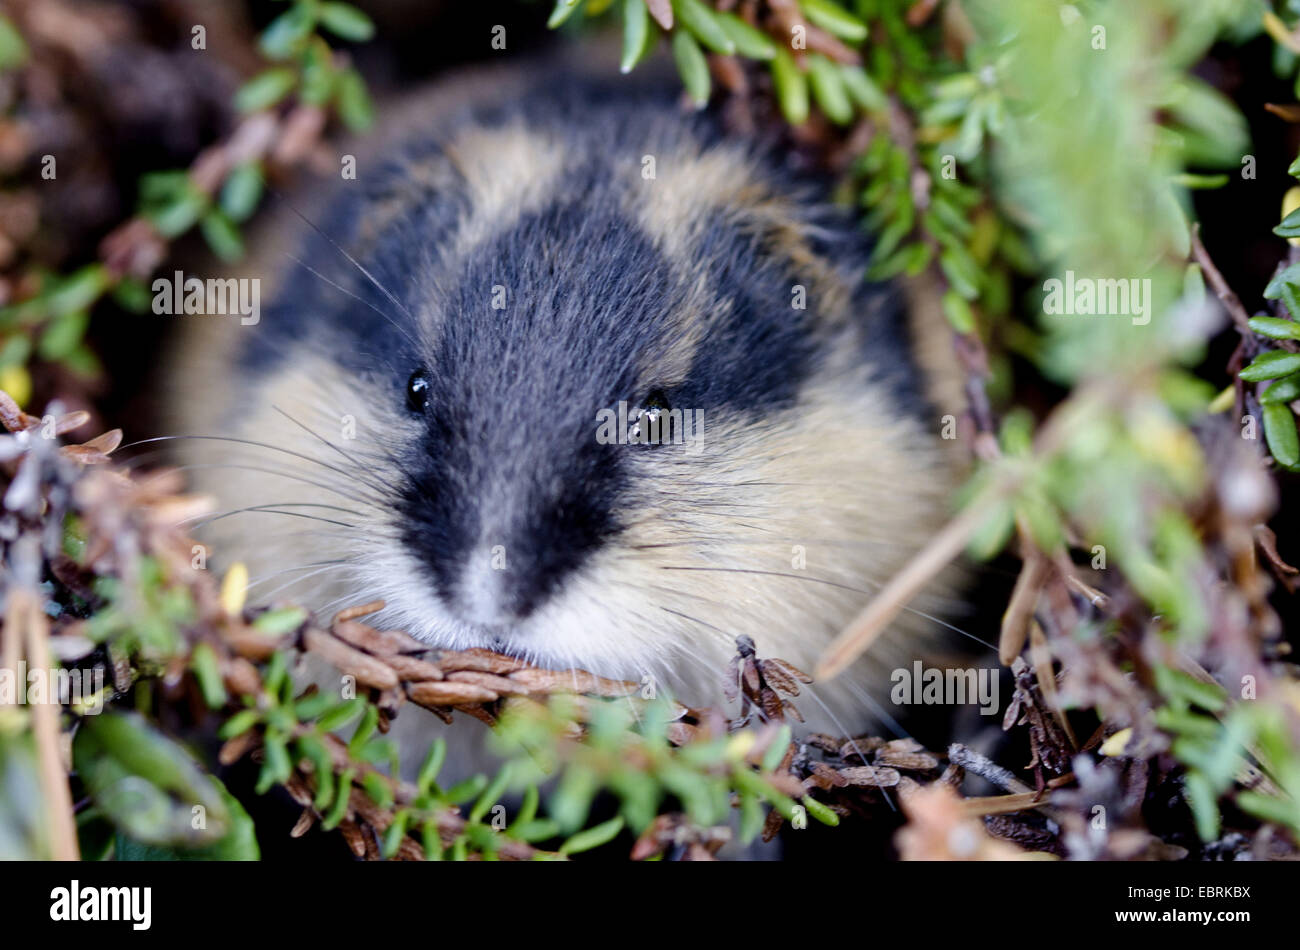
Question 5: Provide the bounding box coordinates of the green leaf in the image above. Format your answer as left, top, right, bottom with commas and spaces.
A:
469, 763, 512, 824
334, 68, 374, 131
443, 773, 488, 804
46, 265, 107, 317
621, 0, 652, 73
256, 732, 291, 793
1170, 172, 1229, 189
799, 0, 868, 43
291, 690, 336, 721
1261, 372, 1300, 406
941, 289, 976, 334
1237, 790, 1300, 832
1154, 666, 1228, 713
299, 39, 337, 105
347, 702, 379, 756
1240, 349, 1300, 381
939, 245, 980, 299
1183, 262, 1206, 305
200, 209, 245, 262
716, 12, 775, 60
512, 783, 540, 828
1280, 284, 1300, 323
218, 709, 261, 740
671, 29, 710, 109
548, 0, 587, 29
190, 643, 227, 709
509, 818, 561, 843
417, 738, 447, 794
1157, 186, 1192, 257
74, 712, 230, 847
147, 188, 207, 239
840, 64, 886, 112
37, 311, 89, 362
220, 163, 264, 222
139, 169, 191, 205
321, 769, 354, 830
761, 725, 792, 773
1183, 771, 1220, 841
235, 68, 297, 113
559, 815, 624, 855
552, 766, 598, 832
252, 605, 307, 635
865, 243, 915, 280
967, 497, 1015, 560
116, 777, 258, 860
0, 333, 30, 368
1263, 261, 1300, 300
1164, 78, 1249, 169
316, 697, 366, 733
731, 767, 798, 821
672, 0, 735, 55
259, 5, 315, 60
1248, 316, 1300, 341
362, 771, 394, 811
0, 13, 29, 71
738, 791, 764, 843
297, 735, 335, 810
318, 2, 376, 42
1275, 206, 1300, 238
422, 820, 444, 859
902, 241, 932, 277
381, 808, 410, 858
771, 48, 809, 125
111, 278, 153, 314
1263, 403, 1300, 470
801, 794, 840, 827
63, 344, 101, 380
807, 53, 853, 125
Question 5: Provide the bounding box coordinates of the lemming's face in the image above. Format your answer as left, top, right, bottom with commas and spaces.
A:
178, 103, 957, 720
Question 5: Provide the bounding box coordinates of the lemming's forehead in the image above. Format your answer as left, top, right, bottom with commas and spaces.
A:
427, 217, 827, 439
423, 201, 675, 405
244, 95, 863, 421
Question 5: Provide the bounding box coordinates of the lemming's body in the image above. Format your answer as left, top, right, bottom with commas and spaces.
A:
165, 57, 961, 731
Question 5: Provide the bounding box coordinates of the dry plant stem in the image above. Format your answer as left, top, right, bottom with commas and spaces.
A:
962, 791, 1050, 817
17, 590, 80, 859
948, 742, 1030, 794
818, 379, 1112, 679
962, 775, 1075, 817
1028, 620, 1078, 750
1000, 548, 1048, 665
0, 585, 21, 686
948, 743, 1078, 826
816, 486, 1006, 680
1191, 225, 1254, 335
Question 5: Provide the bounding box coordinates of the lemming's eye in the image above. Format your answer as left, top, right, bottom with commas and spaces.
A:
645, 389, 671, 414
632, 389, 673, 446
406, 368, 431, 413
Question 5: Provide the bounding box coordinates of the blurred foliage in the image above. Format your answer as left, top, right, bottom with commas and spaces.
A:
582, 0, 1300, 846
0, 0, 376, 408
3, 0, 1300, 861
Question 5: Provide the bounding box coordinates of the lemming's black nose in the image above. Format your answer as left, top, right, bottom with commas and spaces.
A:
403, 445, 623, 631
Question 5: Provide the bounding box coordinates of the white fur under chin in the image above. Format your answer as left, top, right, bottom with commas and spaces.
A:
345, 527, 961, 739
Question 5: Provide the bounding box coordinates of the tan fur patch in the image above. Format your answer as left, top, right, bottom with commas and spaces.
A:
441, 124, 567, 265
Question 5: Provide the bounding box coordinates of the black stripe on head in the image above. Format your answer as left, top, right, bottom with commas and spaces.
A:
238, 143, 470, 376
398, 198, 675, 623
